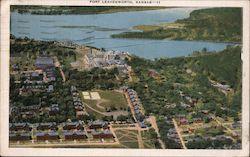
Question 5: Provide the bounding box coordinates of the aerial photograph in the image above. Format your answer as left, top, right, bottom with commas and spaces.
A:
9, 6, 242, 149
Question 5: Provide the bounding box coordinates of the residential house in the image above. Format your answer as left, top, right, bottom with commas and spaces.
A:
36, 122, 58, 131
9, 123, 32, 131
88, 120, 108, 129
64, 130, 87, 140
36, 131, 59, 141
62, 122, 83, 130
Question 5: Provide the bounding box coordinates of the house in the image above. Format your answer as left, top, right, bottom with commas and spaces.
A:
92, 129, 114, 139
138, 121, 146, 128
148, 69, 160, 79
76, 111, 87, 118
75, 105, 83, 111
35, 56, 54, 70
134, 105, 140, 110
64, 130, 87, 140
179, 118, 188, 125
232, 122, 241, 129
9, 123, 32, 131
71, 86, 77, 93
9, 132, 31, 141
49, 104, 59, 115
134, 109, 140, 114
62, 122, 83, 130
36, 131, 59, 141
201, 110, 209, 115
47, 85, 54, 92
36, 122, 57, 131
193, 117, 203, 123
88, 120, 108, 129
20, 105, 41, 112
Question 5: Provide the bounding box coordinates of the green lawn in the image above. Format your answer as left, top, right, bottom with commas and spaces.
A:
98, 90, 128, 109
81, 90, 128, 112
115, 130, 139, 148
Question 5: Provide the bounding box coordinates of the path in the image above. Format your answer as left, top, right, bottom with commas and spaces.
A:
211, 115, 237, 136
84, 102, 128, 118
172, 118, 187, 149
96, 100, 106, 110
147, 116, 166, 149
84, 102, 108, 116
137, 130, 144, 148
54, 57, 66, 82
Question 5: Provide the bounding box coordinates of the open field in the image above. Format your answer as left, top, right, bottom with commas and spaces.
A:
81, 90, 129, 119
82, 90, 128, 112
115, 130, 139, 148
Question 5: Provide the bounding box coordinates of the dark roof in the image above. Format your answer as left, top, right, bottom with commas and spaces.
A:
35, 57, 53, 65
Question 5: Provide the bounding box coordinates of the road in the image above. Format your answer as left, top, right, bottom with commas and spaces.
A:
172, 118, 187, 149
147, 116, 166, 149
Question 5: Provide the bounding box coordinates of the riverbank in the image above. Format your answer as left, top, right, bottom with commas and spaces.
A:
111, 8, 242, 43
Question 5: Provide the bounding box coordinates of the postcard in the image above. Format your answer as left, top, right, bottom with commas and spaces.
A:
0, 0, 249, 156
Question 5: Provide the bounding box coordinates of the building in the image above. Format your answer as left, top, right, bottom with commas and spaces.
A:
47, 85, 54, 92
179, 118, 188, 125
9, 132, 31, 141
148, 69, 160, 79
64, 130, 87, 140
36, 131, 59, 141
9, 123, 32, 131
36, 122, 58, 131
49, 104, 59, 115
35, 56, 54, 70
88, 120, 108, 129
91, 129, 114, 139
62, 122, 83, 130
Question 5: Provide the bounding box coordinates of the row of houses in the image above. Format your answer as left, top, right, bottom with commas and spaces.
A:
123, 87, 146, 128
10, 120, 110, 132
10, 129, 114, 142
71, 86, 88, 118
10, 120, 114, 141
177, 114, 213, 126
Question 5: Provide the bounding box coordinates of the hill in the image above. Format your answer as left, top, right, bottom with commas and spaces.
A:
112, 8, 242, 43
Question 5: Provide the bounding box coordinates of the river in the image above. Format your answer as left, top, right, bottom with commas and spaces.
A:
11, 8, 232, 59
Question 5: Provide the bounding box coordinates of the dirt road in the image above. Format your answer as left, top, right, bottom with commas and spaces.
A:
172, 118, 187, 149
147, 116, 166, 149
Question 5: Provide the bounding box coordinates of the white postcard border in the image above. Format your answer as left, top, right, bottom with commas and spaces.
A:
1, 0, 249, 156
